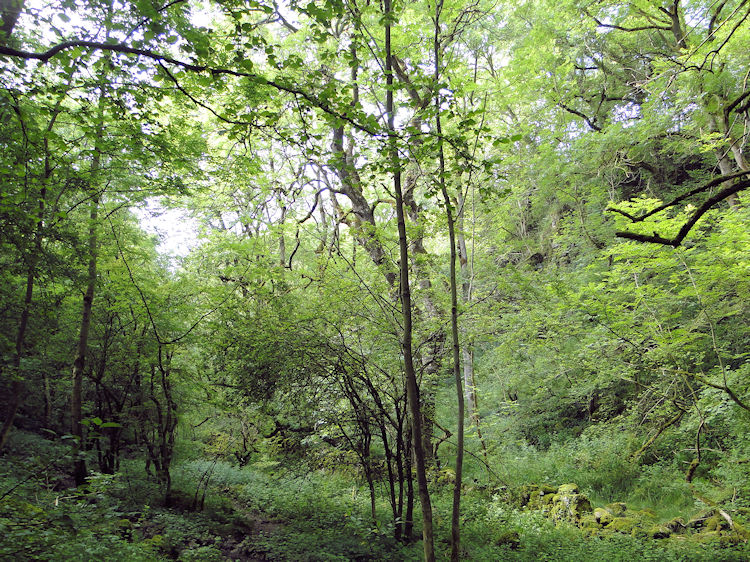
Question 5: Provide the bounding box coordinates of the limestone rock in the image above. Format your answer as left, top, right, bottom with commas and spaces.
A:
648, 525, 672, 539
594, 507, 613, 526
548, 484, 591, 524
557, 483, 579, 495
605, 502, 627, 516
604, 517, 639, 534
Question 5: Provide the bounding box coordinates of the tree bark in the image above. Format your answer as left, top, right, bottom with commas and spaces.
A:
384, 0, 434, 557
433, 3, 465, 557
0, 0, 23, 41
71, 185, 100, 486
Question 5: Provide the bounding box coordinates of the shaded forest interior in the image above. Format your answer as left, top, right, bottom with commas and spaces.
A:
1, 0, 750, 559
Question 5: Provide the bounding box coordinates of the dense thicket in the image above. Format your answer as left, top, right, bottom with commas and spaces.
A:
1, 0, 749, 559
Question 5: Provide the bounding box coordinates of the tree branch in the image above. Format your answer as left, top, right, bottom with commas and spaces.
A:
611, 170, 750, 223
558, 102, 601, 131
615, 178, 750, 246
0, 40, 381, 136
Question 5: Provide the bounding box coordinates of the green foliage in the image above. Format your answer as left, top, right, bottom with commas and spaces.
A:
2, 0, 749, 558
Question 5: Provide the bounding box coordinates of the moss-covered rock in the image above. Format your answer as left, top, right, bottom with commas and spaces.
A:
647, 525, 671, 539
557, 483, 579, 495
687, 509, 717, 529
579, 514, 601, 529
604, 517, 639, 534
518, 485, 537, 507
548, 486, 592, 525
527, 485, 557, 510
581, 526, 600, 538
634, 508, 657, 520
732, 520, 750, 540
594, 507, 613, 526
692, 530, 722, 544
605, 502, 627, 516
704, 514, 727, 532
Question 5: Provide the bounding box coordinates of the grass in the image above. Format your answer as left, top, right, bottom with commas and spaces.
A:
3, 430, 750, 561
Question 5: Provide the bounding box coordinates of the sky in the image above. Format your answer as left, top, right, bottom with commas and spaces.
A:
134, 198, 200, 259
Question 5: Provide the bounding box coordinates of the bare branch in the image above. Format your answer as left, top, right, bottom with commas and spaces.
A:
615, 178, 750, 246
558, 102, 602, 131
609, 170, 750, 222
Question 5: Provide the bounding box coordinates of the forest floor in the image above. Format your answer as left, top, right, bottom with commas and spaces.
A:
3, 433, 750, 560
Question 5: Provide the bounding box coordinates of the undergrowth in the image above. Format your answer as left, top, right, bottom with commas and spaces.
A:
3, 431, 750, 561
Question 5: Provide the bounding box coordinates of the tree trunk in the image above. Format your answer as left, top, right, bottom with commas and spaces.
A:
71, 187, 100, 486
433, 3, 465, 557
0, 0, 24, 40
384, 0, 434, 557
456, 192, 487, 458
456, 190, 477, 418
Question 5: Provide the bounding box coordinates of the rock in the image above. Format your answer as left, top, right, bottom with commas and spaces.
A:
594, 507, 613, 526
581, 526, 600, 538
549, 485, 592, 524
527, 485, 557, 510
648, 525, 672, 539
693, 530, 722, 543
579, 514, 601, 529
518, 485, 538, 507
557, 483, 579, 495
733, 520, 750, 540
704, 514, 727, 532
605, 502, 627, 516
637, 507, 657, 519
604, 517, 639, 534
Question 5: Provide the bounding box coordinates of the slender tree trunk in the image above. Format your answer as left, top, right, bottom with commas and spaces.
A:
384, 0, 434, 557
455, 191, 476, 418
404, 424, 414, 542
456, 191, 488, 457
71, 185, 100, 485
433, 3, 465, 558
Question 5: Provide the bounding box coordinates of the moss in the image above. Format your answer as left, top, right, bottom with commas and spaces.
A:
692, 530, 721, 544
719, 531, 749, 545
594, 507, 613, 526
518, 485, 538, 507
704, 515, 725, 532
579, 515, 601, 529
634, 508, 657, 519
580, 526, 599, 538
528, 486, 557, 509
665, 517, 686, 533
549, 492, 592, 524
687, 509, 716, 529
605, 517, 639, 534
732, 520, 750, 540
557, 483, 579, 495
647, 525, 671, 539
605, 502, 627, 516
